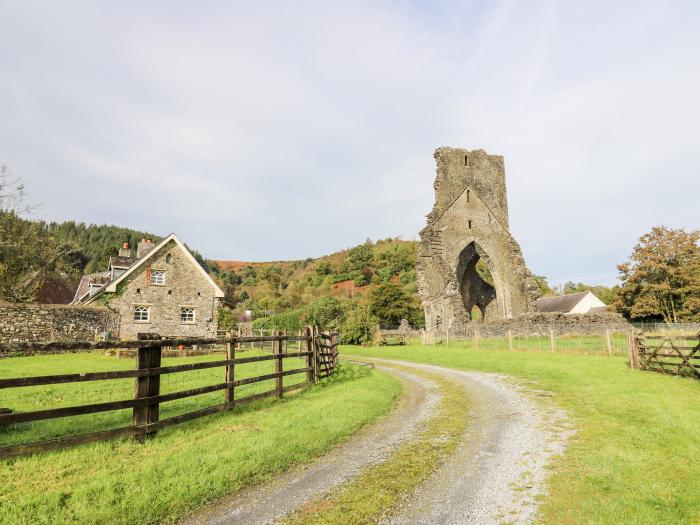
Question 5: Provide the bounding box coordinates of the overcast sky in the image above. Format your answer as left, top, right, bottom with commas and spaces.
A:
1, 1, 699, 285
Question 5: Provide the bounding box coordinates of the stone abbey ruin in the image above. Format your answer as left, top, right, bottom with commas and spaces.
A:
417, 147, 540, 333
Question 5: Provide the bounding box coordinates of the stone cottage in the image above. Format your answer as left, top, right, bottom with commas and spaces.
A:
72, 234, 224, 340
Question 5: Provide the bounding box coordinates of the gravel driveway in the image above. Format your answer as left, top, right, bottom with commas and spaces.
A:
180, 359, 572, 525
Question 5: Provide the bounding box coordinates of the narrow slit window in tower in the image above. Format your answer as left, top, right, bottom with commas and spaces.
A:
467, 189, 470, 203
464, 154, 470, 167
468, 220, 473, 229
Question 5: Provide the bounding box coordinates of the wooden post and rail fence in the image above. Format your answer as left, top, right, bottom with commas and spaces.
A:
0, 327, 340, 459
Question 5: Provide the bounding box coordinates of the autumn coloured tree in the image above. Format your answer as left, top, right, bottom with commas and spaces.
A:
615, 226, 700, 323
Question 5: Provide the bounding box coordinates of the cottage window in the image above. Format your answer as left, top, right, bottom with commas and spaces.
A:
134, 306, 150, 322
166, 254, 172, 264
180, 307, 195, 323
150, 270, 166, 285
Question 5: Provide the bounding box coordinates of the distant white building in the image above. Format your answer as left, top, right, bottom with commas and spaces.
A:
535, 291, 608, 314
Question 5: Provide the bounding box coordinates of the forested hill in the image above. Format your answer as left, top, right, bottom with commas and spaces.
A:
44, 221, 208, 273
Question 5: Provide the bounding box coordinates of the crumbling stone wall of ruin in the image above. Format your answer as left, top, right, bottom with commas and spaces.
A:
417, 147, 540, 333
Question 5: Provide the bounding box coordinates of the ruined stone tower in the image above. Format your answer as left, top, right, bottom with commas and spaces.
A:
417, 147, 539, 333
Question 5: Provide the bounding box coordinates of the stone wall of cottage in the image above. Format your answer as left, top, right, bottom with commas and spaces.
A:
0, 302, 118, 344
107, 239, 219, 340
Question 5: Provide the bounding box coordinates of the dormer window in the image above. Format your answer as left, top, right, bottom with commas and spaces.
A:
150, 270, 166, 285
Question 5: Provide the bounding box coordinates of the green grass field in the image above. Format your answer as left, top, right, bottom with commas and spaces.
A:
0, 361, 401, 524
348, 344, 700, 525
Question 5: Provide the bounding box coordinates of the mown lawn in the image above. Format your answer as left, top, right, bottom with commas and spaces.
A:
0, 361, 401, 525
348, 344, 700, 525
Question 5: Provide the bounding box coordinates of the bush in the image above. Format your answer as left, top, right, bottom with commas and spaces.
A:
342, 304, 379, 345
368, 282, 423, 327
217, 306, 237, 332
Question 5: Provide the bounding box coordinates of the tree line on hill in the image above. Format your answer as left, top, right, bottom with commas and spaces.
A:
2, 166, 698, 334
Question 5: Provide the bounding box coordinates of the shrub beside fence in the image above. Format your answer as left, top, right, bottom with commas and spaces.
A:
0, 328, 339, 459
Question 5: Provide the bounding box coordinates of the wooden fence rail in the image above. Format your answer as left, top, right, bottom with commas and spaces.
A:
0, 327, 339, 459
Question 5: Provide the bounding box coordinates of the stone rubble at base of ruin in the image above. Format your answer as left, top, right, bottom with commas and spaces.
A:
417, 147, 542, 334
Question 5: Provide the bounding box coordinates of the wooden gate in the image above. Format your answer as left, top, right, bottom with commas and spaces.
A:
315, 330, 339, 379
636, 333, 699, 378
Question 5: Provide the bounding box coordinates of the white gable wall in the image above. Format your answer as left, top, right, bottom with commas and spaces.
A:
569, 292, 607, 314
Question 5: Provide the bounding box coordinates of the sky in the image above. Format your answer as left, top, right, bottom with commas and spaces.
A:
1, 1, 699, 286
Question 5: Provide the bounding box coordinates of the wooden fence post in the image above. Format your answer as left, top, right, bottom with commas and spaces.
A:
508, 329, 513, 351
549, 328, 556, 352
605, 329, 613, 355
474, 327, 479, 349
627, 331, 640, 369
305, 326, 314, 383
274, 331, 283, 398
225, 331, 235, 404
134, 333, 162, 442
237, 326, 242, 351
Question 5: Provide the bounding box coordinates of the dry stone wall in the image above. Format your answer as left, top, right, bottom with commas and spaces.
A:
449, 312, 632, 338
0, 302, 118, 344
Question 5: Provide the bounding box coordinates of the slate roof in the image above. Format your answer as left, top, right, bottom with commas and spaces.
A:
71, 272, 111, 303
535, 291, 590, 313
109, 255, 136, 268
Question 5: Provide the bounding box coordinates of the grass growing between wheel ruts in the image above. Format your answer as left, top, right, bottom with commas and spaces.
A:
0, 363, 401, 525
347, 345, 700, 525
284, 365, 471, 525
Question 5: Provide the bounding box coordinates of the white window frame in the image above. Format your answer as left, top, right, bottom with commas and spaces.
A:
134, 305, 150, 322
180, 307, 196, 323
150, 270, 166, 286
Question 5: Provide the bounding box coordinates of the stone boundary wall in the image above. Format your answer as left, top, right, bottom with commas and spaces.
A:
446, 312, 633, 338
0, 302, 119, 344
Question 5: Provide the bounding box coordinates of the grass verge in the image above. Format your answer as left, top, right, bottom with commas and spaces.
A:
348, 345, 700, 525
284, 364, 471, 525
0, 363, 400, 525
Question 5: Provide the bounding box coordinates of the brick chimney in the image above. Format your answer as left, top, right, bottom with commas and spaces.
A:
118, 242, 132, 258
136, 239, 155, 259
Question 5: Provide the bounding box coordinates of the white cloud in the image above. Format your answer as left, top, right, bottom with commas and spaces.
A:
1, 0, 698, 285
